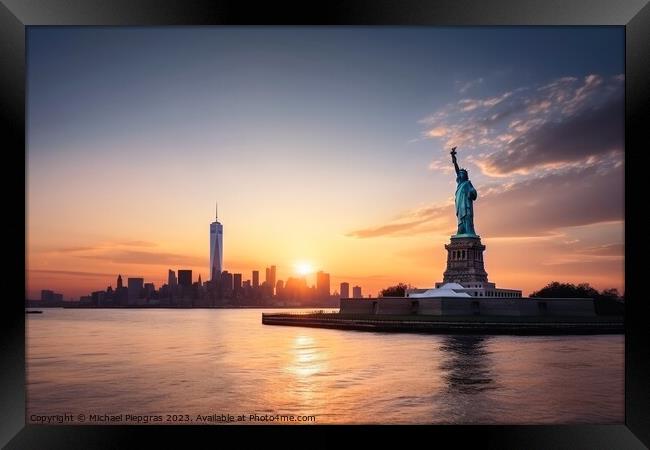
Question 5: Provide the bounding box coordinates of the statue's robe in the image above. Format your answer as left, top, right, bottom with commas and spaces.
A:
455, 179, 477, 234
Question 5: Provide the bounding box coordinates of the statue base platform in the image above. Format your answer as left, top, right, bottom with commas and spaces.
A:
451, 233, 480, 239
443, 234, 488, 283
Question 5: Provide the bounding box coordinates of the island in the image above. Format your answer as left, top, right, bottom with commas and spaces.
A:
262, 147, 623, 335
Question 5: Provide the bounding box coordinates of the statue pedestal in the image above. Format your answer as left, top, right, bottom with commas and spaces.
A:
442, 235, 488, 283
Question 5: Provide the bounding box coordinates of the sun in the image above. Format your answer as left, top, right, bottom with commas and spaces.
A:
294, 261, 314, 276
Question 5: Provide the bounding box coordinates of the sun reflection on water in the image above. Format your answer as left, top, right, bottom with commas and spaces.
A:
287, 335, 327, 379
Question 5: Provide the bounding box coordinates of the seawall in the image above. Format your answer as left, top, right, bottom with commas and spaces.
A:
261, 312, 623, 335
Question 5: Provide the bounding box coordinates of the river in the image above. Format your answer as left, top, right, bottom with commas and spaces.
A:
26, 308, 624, 424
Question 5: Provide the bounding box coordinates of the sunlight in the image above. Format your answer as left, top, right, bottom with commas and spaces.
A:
294, 261, 314, 276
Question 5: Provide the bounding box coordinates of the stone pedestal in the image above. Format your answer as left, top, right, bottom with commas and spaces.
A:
442, 235, 488, 283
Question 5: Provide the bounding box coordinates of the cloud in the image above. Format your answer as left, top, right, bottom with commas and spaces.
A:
348, 164, 623, 239
457, 78, 484, 94
347, 218, 432, 238
330, 273, 394, 281
118, 240, 157, 247
51, 240, 204, 266
538, 259, 624, 272
79, 250, 205, 266
422, 74, 624, 176
29, 269, 117, 278
456, 92, 515, 112
428, 158, 455, 174
576, 243, 624, 256
56, 246, 98, 253
479, 94, 623, 175
54, 240, 158, 253
426, 126, 449, 137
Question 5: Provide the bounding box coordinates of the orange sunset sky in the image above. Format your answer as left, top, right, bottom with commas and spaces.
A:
26, 28, 624, 300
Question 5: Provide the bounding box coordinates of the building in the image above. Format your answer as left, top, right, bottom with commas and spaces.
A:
404, 235, 522, 299
252, 270, 259, 288
221, 270, 233, 292
284, 277, 308, 301
40, 290, 63, 303
168, 270, 177, 288
339, 294, 596, 317
233, 273, 242, 291
340, 282, 350, 299
275, 280, 284, 297
210, 202, 223, 281
91, 290, 105, 305
316, 271, 330, 297
265, 266, 277, 295
178, 270, 192, 287
117, 274, 123, 289
115, 286, 129, 305
144, 283, 155, 298
127, 278, 144, 303
270, 266, 276, 288
352, 286, 362, 298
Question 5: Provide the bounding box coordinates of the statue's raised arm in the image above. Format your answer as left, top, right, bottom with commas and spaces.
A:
450, 147, 460, 175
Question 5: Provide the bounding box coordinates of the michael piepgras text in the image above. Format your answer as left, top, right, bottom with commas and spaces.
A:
31, 413, 316, 424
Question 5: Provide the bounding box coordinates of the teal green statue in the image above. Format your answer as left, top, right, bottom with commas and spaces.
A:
450, 147, 478, 237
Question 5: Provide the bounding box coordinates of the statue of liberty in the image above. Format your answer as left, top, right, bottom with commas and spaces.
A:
450, 147, 478, 236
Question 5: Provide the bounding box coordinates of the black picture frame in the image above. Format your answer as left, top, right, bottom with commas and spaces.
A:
2, 0, 648, 448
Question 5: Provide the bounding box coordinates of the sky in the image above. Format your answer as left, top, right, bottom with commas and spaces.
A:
26, 27, 624, 299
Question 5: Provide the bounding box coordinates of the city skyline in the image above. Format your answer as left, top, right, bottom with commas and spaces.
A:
29, 259, 366, 302
30, 203, 362, 302
27, 27, 624, 299
31, 258, 364, 306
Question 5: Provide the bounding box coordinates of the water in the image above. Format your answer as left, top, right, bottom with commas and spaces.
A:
26, 309, 624, 424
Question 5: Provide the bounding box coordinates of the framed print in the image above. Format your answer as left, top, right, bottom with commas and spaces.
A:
1, 0, 649, 448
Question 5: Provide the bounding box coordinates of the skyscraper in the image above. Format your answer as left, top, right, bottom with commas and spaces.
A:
178, 270, 192, 287
340, 282, 350, 299
221, 271, 233, 292
252, 270, 259, 288
115, 276, 128, 305
144, 282, 155, 298
233, 273, 242, 291
127, 277, 144, 303
352, 285, 362, 298
168, 270, 177, 288
210, 202, 223, 281
270, 265, 276, 294
316, 271, 330, 297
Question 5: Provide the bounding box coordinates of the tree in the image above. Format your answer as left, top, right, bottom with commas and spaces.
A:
530, 281, 598, 299
380, 283, 409, 297
600, 288, 620, 300
530, 281, 623, 316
